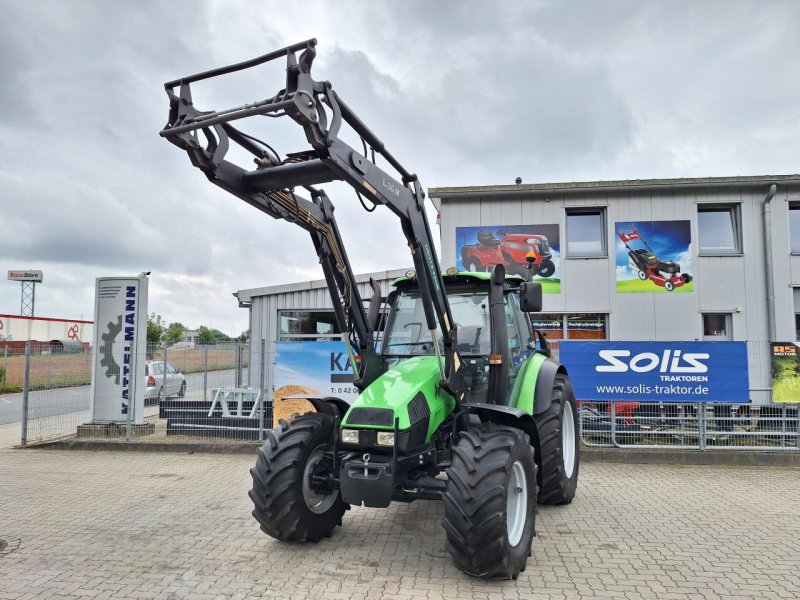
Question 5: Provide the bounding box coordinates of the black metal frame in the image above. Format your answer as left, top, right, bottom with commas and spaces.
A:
161, 39, 463, 398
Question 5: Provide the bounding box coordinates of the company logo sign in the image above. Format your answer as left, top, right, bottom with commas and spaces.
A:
559, 341, 749, 403
8, 270, 43, 282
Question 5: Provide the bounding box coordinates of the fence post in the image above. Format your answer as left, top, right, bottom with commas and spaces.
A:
235, 343, 243, 387
259, 339, 266, 442
698, 403, 707, 450
795, 405, 799, 450
21, 341, 31, 446
2, 346, 7, 392
203, 344, 209, 402
610, 401, 617, 447
162, 343, 168, 399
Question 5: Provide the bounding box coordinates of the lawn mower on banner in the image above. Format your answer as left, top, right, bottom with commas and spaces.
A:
618, 228, 692, 292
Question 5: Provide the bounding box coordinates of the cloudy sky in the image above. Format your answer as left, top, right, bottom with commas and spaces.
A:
2, 1, 798, 336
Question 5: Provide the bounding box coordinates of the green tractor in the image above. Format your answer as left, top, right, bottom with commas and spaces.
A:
161, 39, 579, 579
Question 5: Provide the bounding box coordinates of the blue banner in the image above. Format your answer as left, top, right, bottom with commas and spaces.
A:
274, 341, 358, 401
558, 341, 749, 403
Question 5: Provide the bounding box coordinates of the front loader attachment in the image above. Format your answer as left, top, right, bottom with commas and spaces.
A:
160, 39, 465, 401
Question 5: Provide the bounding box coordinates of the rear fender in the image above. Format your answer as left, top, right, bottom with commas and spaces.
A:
533, 359, 568, 416
512, 354, 568, 416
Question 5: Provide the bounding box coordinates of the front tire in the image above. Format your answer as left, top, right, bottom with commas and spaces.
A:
535, 373, 579, 505
249, 413, 349, 542
468, 259, 485, 273
177, 380, 186, 398
442, 424, 537, 579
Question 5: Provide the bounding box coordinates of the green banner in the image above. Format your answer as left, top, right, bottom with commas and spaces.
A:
771, 343, 800, 404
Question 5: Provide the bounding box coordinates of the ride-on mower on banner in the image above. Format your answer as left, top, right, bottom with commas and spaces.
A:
618, 227, 692, 292
160, 39, 578, 579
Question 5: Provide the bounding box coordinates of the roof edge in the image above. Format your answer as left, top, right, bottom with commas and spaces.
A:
429, 174, 800, 198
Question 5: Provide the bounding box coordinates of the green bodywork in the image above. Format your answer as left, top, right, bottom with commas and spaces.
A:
341, 271, 546, 442
509, 352, 548, 413
342, 356, 456, 438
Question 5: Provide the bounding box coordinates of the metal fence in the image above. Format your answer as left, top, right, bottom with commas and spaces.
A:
579, 401, 800, 451
2, 342, 252, 445
3, 340, 798, 451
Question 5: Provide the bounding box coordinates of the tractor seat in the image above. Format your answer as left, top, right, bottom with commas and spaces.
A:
477, 231, 501, 248
456, 325, 490, 355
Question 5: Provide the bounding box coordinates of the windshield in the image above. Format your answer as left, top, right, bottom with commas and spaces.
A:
383, 287, 491, 356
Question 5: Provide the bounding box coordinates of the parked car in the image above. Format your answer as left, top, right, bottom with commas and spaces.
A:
144, 360, 186, 404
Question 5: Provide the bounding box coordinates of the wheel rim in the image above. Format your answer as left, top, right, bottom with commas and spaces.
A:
562, 400, 576, 479
469, 261, 480, 272
506, 460, 527, 546
302, 447, 337, 514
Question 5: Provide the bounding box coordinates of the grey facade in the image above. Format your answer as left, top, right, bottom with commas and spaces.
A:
236, 269, 407, 399
431, 174, 800, 405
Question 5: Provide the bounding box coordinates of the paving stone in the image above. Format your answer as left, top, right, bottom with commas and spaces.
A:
0, 449, 797, 599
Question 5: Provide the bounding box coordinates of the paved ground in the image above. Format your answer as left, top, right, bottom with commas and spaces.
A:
1, 449, 798, 600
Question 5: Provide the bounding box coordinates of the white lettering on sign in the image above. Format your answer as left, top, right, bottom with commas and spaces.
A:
596, 349, 709, 374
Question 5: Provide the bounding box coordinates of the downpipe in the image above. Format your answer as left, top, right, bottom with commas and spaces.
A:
763, 184, 778, 344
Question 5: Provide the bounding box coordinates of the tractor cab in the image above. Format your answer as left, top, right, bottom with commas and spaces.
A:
381, 271, 542, 405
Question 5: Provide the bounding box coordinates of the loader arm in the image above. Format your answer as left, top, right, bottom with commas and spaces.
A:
160, 39, 464, 400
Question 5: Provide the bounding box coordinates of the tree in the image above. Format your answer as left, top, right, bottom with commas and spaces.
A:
163, 322, 186, 346
147, 313, 165, 347
196, 325, 232, 345
237, 330, 250, 343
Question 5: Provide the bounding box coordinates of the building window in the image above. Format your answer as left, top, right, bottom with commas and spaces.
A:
702, 313, 732, 340
566, 207, 607, 257
698, 204, 742, 254
531, 313, 565, 340
278, 310, 341, 341
794, 288, 800, 341
790, 204, 800, 253
566, 314, 608, 340
529, 314, 608, 340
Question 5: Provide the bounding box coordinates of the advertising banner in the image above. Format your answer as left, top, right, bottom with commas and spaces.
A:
91, 276, 148, 422
559, 341, 749, 402
770, 343, 800, 404
615, 220, 693, 293
274, 341, 358, 402
455, 225, 560, 293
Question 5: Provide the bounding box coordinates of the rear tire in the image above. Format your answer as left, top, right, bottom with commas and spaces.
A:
637, 270, 648, 280
664, 280, 675, 292
537, 259, 555, 278
535, 373, 579, 505
177, 380, 186, 398
249, 413, 349, 542
442, 424, 537, 579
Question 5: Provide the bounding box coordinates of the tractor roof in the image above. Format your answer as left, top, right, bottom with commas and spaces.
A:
391, 271, 525, 287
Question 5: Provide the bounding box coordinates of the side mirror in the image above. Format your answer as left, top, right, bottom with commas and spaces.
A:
518, 281, 542, 313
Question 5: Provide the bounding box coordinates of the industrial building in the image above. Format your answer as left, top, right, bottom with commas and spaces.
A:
237, 174, 800, 406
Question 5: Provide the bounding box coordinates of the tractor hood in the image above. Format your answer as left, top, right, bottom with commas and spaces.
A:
342, 356, 456, 444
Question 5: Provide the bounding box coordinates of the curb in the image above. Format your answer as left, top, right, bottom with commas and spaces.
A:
23, 438, 259, 455
581, 447, 800, 467
22, 438, 800, 466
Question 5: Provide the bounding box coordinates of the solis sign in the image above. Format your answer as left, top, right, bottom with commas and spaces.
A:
558, 341, 749, 403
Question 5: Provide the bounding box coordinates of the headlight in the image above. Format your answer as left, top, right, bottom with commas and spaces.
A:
376, 431, 396, 447
341, 429, 359, 444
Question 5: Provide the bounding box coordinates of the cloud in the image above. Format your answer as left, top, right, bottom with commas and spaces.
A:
2, 1, 799, 335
